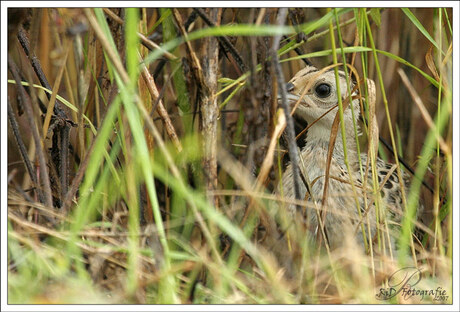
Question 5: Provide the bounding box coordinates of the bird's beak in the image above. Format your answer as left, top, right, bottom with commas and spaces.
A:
278, 82, 297, 108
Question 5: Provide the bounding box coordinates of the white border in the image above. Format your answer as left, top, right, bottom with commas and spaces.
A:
2, 1, 459, 311
1, 1, 460, 8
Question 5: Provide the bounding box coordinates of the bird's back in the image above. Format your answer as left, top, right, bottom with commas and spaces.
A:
279, 139, 414, 253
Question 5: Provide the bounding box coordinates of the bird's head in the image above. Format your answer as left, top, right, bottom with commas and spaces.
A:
282, 65, 361, 142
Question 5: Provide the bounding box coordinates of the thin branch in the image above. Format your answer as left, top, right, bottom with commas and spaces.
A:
17, 28, 68, 119
61, 130, 97, 213
282, 35, 312, 66
172, 9, 204, 78
194, 8, 247, 75
102, 8, 177, 61
62, 85, 123, 212
8, 55, 54, 210
60, 126, 70, 205
139, 54, 183, 152
7, 96, 44, 203
18, 27, 72, 208
199, 8, 222, 208
137, 32, 177, 61
150, 64, 181, 118
84, 9, 130, 84
172, 9, 205, 131
184, 9, 199, 30
271, 8, 303, 211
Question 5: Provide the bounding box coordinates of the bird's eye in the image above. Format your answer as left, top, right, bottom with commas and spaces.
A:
314, 83, 332, 98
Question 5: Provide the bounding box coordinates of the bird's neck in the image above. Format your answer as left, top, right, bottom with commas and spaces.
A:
305, 122, 360, 166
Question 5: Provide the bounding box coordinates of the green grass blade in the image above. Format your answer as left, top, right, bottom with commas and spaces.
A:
402, 8, 443, 54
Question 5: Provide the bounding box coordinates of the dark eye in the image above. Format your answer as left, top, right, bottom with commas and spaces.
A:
314, 83, 331, 98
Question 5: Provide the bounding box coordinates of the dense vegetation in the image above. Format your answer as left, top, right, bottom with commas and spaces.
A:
7, 8, 452, 304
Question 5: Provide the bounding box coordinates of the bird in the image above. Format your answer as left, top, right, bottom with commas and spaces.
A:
276, 65, 418, 255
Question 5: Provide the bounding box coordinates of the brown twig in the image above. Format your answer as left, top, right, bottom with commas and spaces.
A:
194, 8, 247, 75
199, 8, 222, 208
59, 126, 70, 207
17, 28, 68, 119
18, 27, 72, 208
184, 9, 199, 30
172, 9, 204, 82
139, 55, 183, 152
102, 8, 177, 61
137, 32, 177, 61
271, 8, 303, 212
150, 65, 181, 117
8, 55, 54, 210
282, 35, 313, 66
62, 82, 123, 213
61, 135, 97, 213
7, 96, 43, 203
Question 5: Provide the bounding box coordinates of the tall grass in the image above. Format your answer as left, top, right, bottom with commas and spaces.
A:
7, 7, 453, 304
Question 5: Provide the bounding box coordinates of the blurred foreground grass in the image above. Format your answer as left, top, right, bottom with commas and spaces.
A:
7, 7, 453, 304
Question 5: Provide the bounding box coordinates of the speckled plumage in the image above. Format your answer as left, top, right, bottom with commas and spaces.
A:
278, 65, 414, 252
